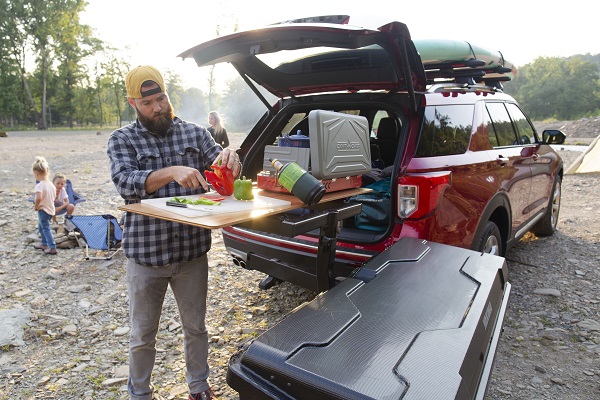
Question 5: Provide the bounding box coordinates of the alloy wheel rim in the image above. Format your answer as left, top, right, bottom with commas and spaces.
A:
551, 181, 561, 228
484, 235, 500, 256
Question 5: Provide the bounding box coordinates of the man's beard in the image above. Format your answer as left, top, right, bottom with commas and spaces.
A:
136, 104, 174, 136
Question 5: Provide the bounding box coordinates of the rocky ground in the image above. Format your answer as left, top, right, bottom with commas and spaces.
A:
0, 122, 598, 400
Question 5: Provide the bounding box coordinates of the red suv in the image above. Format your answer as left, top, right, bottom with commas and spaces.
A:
180, 18, 565, 290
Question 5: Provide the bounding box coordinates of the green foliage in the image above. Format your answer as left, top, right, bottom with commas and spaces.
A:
1, 3, 598, 130
0, 0, 134, 129
164, 70, 184, 111
504, 56, 600, 120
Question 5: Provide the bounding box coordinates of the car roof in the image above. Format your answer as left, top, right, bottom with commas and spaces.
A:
178, 20, 426, 98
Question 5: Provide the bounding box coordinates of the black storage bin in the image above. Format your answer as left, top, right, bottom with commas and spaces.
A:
227, 237, 510, 400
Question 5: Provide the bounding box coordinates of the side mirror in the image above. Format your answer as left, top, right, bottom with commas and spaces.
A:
542, 129, 566, 145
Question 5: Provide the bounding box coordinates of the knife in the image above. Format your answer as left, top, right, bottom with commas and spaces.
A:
166, 201, 188, 208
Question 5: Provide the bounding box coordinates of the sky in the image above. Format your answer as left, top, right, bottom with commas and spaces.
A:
80, 0, 599, 91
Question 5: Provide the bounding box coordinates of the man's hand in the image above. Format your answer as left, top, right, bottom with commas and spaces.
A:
170, 166, 208, 190
213, 147, 242, 177
146, 166, 209, 193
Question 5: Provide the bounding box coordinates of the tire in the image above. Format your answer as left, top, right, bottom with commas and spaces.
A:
475, 221, 503, 256
531, 176, 561, 237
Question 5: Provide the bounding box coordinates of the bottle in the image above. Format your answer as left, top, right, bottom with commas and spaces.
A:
269, 158, 325, 206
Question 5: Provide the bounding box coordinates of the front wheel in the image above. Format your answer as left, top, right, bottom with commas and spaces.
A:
475, 221, 503, 256
531, 176, 561, 237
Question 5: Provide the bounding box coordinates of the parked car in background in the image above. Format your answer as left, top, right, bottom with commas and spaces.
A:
180, 17, 565, 291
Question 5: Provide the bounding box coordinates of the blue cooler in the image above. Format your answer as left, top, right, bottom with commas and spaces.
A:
277, 130, 310, 148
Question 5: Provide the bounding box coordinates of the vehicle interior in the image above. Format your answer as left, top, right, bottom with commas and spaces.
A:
239, 99, 410, 243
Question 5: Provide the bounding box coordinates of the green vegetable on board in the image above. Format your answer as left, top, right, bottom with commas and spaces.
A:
234, 176, 254, 200
172, 196, 221, 206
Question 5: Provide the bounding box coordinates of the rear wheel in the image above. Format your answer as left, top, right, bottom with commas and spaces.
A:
531, 176, 561, 237
475, 221, 503, 256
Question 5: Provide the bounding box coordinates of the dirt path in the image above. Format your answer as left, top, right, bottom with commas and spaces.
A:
0, 128, 598, 399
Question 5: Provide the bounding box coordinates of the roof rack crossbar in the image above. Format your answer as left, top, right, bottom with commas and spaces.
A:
427, 82, 501, 93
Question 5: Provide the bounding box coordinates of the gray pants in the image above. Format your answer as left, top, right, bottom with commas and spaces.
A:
126, 256, 210, 400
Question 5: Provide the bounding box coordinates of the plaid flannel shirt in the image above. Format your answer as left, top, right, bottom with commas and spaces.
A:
107, 117, 222, 266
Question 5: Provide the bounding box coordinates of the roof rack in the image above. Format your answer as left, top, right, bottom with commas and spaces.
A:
427, 82, 502, 94
424, 68, 511, 90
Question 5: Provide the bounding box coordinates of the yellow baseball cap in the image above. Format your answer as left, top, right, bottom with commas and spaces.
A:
125, 65, 166, 98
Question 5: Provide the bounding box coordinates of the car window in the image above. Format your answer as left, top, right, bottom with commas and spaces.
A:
506, 103, 536, 144
482, 107, 499, 147
283, 113, 309, 136
416, 105, 473, 157
486, 102, 518, 147
372, 110, 391, 138
282, 110, 364, 138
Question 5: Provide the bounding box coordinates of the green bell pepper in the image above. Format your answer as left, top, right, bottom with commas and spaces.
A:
234, 176, 254, 200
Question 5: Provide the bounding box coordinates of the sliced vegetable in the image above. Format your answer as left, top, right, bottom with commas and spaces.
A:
199, 195, 226, 202
172, 196, 221, 206
234, 176, 254, 200
204, 163, 235, 196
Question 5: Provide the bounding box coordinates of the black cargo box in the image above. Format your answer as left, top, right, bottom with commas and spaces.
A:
227, 237, 510, 400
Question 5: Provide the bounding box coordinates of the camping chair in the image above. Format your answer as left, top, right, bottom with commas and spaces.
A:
58, 179, 86, 215
65, 214, 123, 260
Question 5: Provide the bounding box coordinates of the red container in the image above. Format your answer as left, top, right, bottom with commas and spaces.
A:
257, 173, 362, 193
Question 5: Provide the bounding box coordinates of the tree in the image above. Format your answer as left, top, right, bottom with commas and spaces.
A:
206, 20, 239, 112
0, 0, 37, 127
505, 57, 600, 120
23, 0, 57, 129
164, 70, 185, 112
206, 24, 221, 111
14, 0, 99, 129
100, 53, 130, 127
53, 0, 103, 128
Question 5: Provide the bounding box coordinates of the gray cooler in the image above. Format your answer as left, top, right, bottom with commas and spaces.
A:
308, 110, 372, 179
227, 237, 511, 400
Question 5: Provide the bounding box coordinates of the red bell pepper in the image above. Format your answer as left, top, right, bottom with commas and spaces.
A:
204, 163, 235, 196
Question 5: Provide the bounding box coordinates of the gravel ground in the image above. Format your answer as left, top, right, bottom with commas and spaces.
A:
0, 127, 598, 399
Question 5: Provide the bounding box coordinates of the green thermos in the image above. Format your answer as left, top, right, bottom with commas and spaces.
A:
269, 158, 325, 206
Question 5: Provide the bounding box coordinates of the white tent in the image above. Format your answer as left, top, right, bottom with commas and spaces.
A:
565, 135, 600, 174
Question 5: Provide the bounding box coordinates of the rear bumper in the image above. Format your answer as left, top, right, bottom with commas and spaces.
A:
223, 226, 378, 290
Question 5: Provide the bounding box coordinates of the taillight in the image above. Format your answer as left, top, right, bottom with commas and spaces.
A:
398, 185, 418, 218
397, 172, 451, 219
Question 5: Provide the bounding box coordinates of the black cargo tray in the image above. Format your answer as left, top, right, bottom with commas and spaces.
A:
227, 237, 510, 400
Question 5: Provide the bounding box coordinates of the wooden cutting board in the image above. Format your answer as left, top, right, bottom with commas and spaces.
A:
141, 190, 291, 218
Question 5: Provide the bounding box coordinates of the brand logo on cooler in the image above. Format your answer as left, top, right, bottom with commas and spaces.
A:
337, 139, 359, 150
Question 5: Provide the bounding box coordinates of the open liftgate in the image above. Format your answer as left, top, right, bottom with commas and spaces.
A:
227, 237, 511, 400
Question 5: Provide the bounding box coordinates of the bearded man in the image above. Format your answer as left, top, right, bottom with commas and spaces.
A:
107, 65, 241, 400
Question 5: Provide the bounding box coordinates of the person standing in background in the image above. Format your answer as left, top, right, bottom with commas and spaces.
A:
207, 111, 229, 148
32, 157, 58, 255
